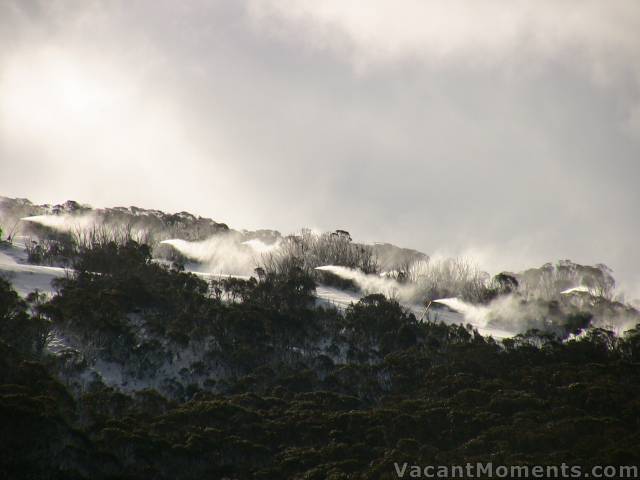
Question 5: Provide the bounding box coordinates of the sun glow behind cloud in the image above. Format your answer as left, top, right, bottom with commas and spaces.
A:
0, 45, 224, 209
1, 48, 124, 137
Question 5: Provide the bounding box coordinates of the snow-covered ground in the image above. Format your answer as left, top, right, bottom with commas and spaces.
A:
561, 286, 593, 295
0, 240, 68, 297
315, 285, 363, 310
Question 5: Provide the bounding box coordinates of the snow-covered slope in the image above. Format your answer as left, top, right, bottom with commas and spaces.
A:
315, 285, 363, 310
0, 240, 67, 297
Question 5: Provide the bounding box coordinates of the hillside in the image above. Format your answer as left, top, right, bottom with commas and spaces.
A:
1, 196, 640, 478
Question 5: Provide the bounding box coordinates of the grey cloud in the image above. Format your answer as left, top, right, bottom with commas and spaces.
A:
0, 0, 639, 297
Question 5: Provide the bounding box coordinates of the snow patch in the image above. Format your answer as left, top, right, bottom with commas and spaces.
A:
0, 243, 68, 297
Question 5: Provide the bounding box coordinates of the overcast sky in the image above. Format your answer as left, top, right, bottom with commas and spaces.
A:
1, 1, 639, 295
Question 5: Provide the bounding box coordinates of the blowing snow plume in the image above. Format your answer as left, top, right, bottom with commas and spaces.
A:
431, 294, 556, 338
161, 235, 279, 275
316, 260, 640, 339
21, 214, 96, 232
241, 238, 281, 254
318, 257, 489, 303
315, 265, 420, 304
315, 265, 512, 336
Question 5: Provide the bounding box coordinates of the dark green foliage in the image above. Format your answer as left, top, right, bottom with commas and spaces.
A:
25, 230, 77, 266
48, 240, 211, 344
74, 239, 153, 275
0, 340, 102, 479
0, 278, 49, 356
484, 272, 519, 301
21, 339, 635, 479
215, 264, 316, 311
315, 268, 360, 291
2, 242, 640, 479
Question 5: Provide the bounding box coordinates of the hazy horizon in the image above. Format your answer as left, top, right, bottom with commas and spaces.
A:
1, 1, 639, 296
